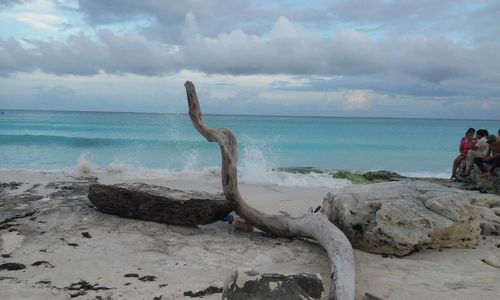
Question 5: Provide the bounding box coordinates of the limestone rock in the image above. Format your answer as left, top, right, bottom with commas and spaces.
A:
324, 181, 481, 256
88, 183, 234, 226
467, 192, 500, 235
222, 268, 324, 300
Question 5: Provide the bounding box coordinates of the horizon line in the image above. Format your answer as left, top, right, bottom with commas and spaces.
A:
1, 108, 499, 122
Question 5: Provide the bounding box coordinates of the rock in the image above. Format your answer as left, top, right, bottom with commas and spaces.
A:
454, 169, 500, 195
323, 181, 481, 256
88, 183, 235, 226
332, 170, 404, 184
222, 268, 324, 300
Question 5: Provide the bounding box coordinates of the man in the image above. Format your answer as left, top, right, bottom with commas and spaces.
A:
464, 129, 489, 175
474, 135, 500, 177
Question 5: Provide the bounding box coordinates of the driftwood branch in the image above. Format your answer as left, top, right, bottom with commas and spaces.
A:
184, 81, 355, 300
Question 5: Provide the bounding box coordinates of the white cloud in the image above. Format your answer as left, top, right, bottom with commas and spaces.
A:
14, 12, 65, 30
323, 89, 376, 111
343, 89, 375, 110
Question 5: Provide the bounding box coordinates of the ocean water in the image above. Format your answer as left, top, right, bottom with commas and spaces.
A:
1, 110, 498, 186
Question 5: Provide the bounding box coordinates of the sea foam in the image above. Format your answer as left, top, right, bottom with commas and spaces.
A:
74, 153, 95, 175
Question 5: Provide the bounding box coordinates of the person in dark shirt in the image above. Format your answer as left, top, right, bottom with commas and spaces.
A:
474, 135, 500, 177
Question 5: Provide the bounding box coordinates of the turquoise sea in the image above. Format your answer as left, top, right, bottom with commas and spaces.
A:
1, 110, 498, 186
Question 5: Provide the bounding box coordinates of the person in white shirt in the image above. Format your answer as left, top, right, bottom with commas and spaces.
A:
464, 129, 489, 176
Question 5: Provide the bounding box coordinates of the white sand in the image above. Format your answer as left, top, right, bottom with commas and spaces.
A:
1, 170, 499, 299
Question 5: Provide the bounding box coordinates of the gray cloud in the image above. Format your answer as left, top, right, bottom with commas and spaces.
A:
1, 16, 483, 82
1, 1, 499, 107
1, 13, 497, 98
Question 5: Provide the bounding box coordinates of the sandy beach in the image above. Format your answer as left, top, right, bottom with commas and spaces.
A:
1, 170, 499, 300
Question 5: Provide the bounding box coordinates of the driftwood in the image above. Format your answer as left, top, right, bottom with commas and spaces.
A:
88, 183, 234, 226
184, 81, 355, 300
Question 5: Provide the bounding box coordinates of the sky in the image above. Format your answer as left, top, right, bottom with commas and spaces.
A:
1, 0, 500, 119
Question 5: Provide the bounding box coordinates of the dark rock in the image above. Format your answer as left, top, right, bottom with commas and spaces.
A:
222, 269, 323, 300
124, 273, 139, 278
451, 170, 500, 196
0, 262, 26, 271
88, 183, 235, 226
184, 286, 223, 297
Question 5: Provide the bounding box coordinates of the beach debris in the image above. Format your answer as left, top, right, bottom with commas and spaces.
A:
124, 273, 139, 278
184, 81, 354, 300
81, 232, 92, 238
65, 280, 111, 298
0, 262, 26, 271
138, 275, 156, 282
365, 292, 384, 300
31, 260, 55, 268
67, 243, 79, 247
0, 276, 15, 281
222, 268, 323, 300
184, 285, 223, 298
88, 183, 234, 226
324, 181, 482, 256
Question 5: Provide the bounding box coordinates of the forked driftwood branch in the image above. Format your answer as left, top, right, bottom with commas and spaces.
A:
184, 81, 355, 300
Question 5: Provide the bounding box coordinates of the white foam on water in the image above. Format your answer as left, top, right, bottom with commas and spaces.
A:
237, 141, 351, 187
74, 153, 95, 176
65, 148, 447, 188
181, 149, 200, 172
105, 161, 129, 175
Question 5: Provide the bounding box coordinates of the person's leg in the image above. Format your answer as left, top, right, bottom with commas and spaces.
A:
465, 151, 477, 174
451, 155, 463, 178
474, 157, 487, 173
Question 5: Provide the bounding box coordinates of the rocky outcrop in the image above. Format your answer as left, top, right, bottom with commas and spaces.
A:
461, 172, 500, 195
222, 268, 324, 300
88, 183, 234, 226
467, 192, 500, 235
323, 181, 482, 256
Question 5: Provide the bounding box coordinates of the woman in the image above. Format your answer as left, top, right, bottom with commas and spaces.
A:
451, 128, 476, 180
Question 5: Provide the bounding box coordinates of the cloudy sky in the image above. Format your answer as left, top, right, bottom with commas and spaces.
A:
1, 0, 499, 119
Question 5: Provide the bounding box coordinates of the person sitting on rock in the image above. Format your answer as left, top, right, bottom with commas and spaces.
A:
451, 128, 476, 180
464, 129, 489, 176
474, 135, 500, 177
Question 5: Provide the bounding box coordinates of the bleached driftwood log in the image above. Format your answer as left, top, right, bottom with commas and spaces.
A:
184, 81, 355, 300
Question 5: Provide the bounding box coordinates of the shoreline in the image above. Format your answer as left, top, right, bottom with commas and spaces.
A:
1, 170, 499, 299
